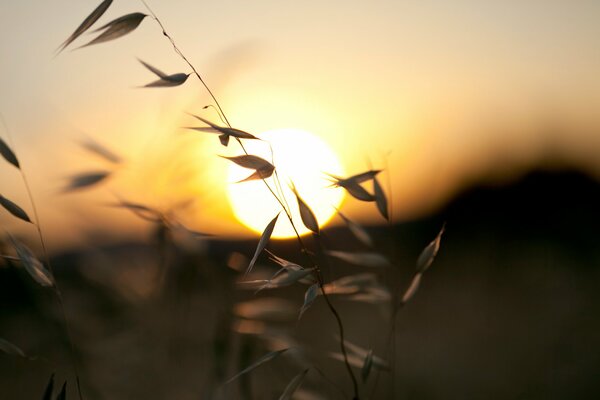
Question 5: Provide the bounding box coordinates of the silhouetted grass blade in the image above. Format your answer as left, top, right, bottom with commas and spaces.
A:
327, 169, 381, 186
322, 273, 378, 295
0, 337, 26, 357
361, 349, 374, 381
291, 183, 319, 234
138, 59, 168, 79
299, 283, 319, 320
57, 0, 113, 54
247, 213, 280, 275
218, 134, 229, 146
9, 236, 55, 287
326, 251, 390, 267
56, 382, 66, 400
279, 369, 309, 400
335, 337, 390, 370
143, 74, 190, 87
402, 272, 422, 304
138, 59, 189, 87
80, 137, 121, 164
222, 154, 276, 182
0, 195, 31, 223
63, 171, 110, 192
341, 181, 375, 202
236, 166, 275, 183
221, 155, 273, 170
41, 373, 55, 400
416, 224, 445, 273
266, 249, 303, 270
0, 137, 19, 168
342, 170, 381, 185
327, 170, 380, 201
225, 348, 288, 384
337, 210, 373, 247
373, 177, 389, 220
259, 268, 314, 290
80, 13, 146, 48
188, 113, 258, 146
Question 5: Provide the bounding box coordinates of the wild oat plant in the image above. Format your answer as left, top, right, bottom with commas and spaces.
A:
1, 1, 445, 399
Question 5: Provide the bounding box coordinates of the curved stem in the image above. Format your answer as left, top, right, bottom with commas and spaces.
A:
140, 0, 231, 128
139, 2, 360, 397
0, 113, 85, 400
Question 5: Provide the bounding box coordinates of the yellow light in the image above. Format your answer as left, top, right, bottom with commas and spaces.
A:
227, 128, 345, 238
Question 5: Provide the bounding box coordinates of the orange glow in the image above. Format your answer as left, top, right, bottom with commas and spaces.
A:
226, 129, 345, 238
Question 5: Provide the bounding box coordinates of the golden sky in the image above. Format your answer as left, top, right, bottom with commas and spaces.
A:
1, 0, 600, 250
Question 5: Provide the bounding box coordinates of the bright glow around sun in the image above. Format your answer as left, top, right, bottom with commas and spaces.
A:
227, 129, 345, 238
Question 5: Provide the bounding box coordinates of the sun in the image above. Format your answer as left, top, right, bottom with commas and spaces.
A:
226, 128, 345, 238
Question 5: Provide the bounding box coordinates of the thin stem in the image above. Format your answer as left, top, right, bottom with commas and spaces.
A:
139, 2, 360, 397
313, 365, 349, 399
139, 0, 231, 128
0, 113, 85, 400
313, 234, 360, 399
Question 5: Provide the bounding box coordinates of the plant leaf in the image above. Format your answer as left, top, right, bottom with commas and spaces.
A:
259, 268, 314, 290
225, 348, 288, 384
188, 113, 258, 145
56, 382, 66, 400
79, 137, 121, 164
41, 373, 55, 400
63, 171, 110, 192
299, 283, 319, 320
341, 181, 375, 202
138, 58, 167, 79
279, 369, 309, 400
234, 298, 296, 321
266, 249, 303, 270
335, 337, 390, 370
221, 155, 274, 170
0, 137, 19, 168
327, 170, 379, 201
143, 74, 190, 87
321, 273, 379, 295
373, 177, 389, 220
138, 59, 189, 87
57, 0, 113, 53
236, 165, 275, 183
9, 236, 54, 287
361, 349, 374, 381
246, 213, 279, 275
327, 170, 381, 187
219, 134, 230, 146
416, 224, 445, 273
290, 183, 319, 234
326, 251, 390, 267
337, 210, 373, 247
401, 272, 422, 304
347, 285, 391, 304
80, 12, 146, 48
0, 337, 26, 357
0, 195, 31, 223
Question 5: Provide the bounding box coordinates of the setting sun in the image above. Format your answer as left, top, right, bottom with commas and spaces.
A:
226, 128, 345, 238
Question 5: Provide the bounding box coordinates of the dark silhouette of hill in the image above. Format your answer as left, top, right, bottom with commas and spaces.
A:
443, 169, 600, 229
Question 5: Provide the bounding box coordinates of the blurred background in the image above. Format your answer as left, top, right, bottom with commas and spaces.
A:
1, 0, 600, 398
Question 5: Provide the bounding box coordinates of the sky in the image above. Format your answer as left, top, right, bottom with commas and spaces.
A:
1, 0, 600, 250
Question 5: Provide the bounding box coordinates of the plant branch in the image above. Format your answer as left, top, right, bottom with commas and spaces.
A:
0, 112, 85, 400
139, 0, 231, 128
139, 2, 360, 397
